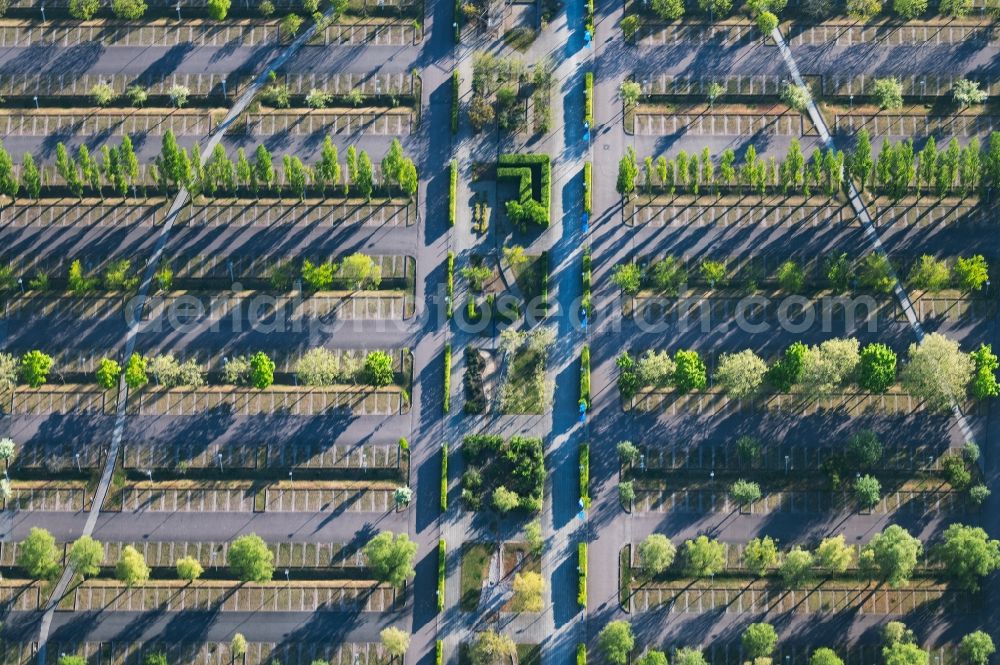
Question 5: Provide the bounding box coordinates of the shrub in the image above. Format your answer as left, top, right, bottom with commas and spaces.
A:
449, 160, 458, 227
781, 83, 812, 112
463, 347, 487, 413
858, 343, 897, 393
584, 72, 594, 128
848, 430, 883, 467
579, 345, 591, 409
364, 351, 395, 387
848, 0, 882, 18
440, 444, 449, 511
69, 0, 100, 19
112, 0, 147, 19
147, 355, 205, 388
176, 555, 204, 581
970, 344, 999, 399
584, 162, 593, 214
577, 543, 587, 608
451, 72, 460, 133
207, 0, 231, 19
90, 82, 116, 107
652, 0, 684, 18
908, 255, 951, 291
855, 474, 882, 508
443, 344, 452, 413
579, 443, 591, 508
893, 0, 927, 18
873, 78, 904, 110
953, 255, 989, 291
730, 479, 762, 506
673, 349, 707, 392
437, 539, 446, 611
776, 260, 805, 292
20, 350, 52, 387
942, 455, 972, 490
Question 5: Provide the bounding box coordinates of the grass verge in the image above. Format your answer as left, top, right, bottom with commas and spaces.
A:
460, 542, 491, 612
580, 345, 591, 410
578, 542, 588, 609
443, 343, 452, 413
580, 443, 590, 509
437, 539, 446, 611
440, 442, 449, 511
449, 160, 457, 227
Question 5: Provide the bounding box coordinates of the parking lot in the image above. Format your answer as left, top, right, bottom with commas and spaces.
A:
116, 484, 395, 513
265, 486, 395, 513
244, 109, 413, 137
173, 200, 416, 228
123, 440, 402, 471
639, 22, 752, 46
629, 579, 962, 614
787, 22, 997, 46
100, 540, 366, 570
4, 483, 90, 512
35, 641, 390, 665
0, 110, 212, 137
65, 581, 395, 613
831, 113, 998, 138
4, 386, 116, 416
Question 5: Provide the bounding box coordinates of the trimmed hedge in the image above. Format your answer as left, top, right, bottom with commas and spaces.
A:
449, 160, 457, 227
577, 644, 586, 665
584, 72, 594, 128
451, 70, 459, 134
498, 153, 551, 228
580, 345, 591, 409
440, 444, 450, 512
583, 161, 592, 215
446, 251, 455, 318
580, 443, 590, 509
443, 344, 452, 413
582, 246, 592, 316
584, 0, 594, 34
577, 542, 588, 608
437, 539, 446, 611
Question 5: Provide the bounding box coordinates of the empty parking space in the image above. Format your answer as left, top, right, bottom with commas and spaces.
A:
640, 23, 751, 45
0, 22, 280, 47
4, 484, 89, 511
245, 110, 413, 137
832, 113, 998, 138
174, 200, 415, 227
4, 387, 114, 415
634, 112, 801, 136
130, 388, 403, 416
0, 111, 211, 137
264, 487, 394, 512
119, 486, 256, 512
789, 23, 997, 46
313, 23, 416, 45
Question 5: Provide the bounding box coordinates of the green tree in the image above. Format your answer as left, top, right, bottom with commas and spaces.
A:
858, 343, 897, 393
176, 555, 204, 581
730, 479, 762, 506
859, 252, 895, 293
364, 350, 394, 387
598, 621, 634, 665
381, 139, 405, 192
469, 631, 516, 665
901, 333, 975, 410
236, 148, 253, 194
673, 349, 707, 392
69, 0, 100, 18
953, 79, 988, 106
253, 145, 275, 193
755, 10, 778, 36
227, 534, 275, 582
800, 337, 860, 396
617, 148, 639, 197
851, 129, 874, 190
682, 535, 725, 577
280, 13, 304, 37
510, 571, 543, 612
781, 83, 812, 112
780, 546, 814, 586
848, 430, 883, 468
743, 536, 779, 576
953, 255, 989, 291
68, 536, 104, 578
637, 534, 676, 577
860, 525, 923, 587
934, 523, 1000, 591
207, 0, 231, 19
357, 150, 374, 200
742, 623, 778, 660
124, 353, 148, 389
363, 532, 417, 588
893, 0, 926, 18
776, 259, 805, 291
20, 350, 52, 387
17, 527, 61, 579
611, 262, 642, 295
231, 634, 247, 658
283, 155, 309, 200
908, 255, 950, 290
883, 643, 929, 665
715, 349, 767, 398
651, 0, 684, 18
112, 0, 147, 18
811, 649, 844, 665
848, 0, 882, 18
492, 486, 520, 512
854, 474, 882, 509
959, 632, 995, 665
618, 481, 636, 506
768, 341, 807, 391
970, 343, 999, 399
316, 137, 340, 196
21, 153, 40, 200
339, 253, 382, 289
917, 138, 938, 195
249, 351, 275, 389
674, 650, 709, 665
699, 259, 727, 286
380, 627, 411, 657
815, 535, 854, 574
96, 358, 121, 389
0, 141, 17, 202
116, 545, 150, 586
637, 652, 668, 665
873, 78, 904, 110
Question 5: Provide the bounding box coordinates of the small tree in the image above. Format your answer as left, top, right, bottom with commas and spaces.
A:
755, 10, 778, 36
364, 532, 417, 588
637, 652, 669, 665
231, 634, 247, 658
901, 333, 975, 411
858, 343, 897, 393
248, 351, 275, 389
707, 81, 725, 107
598, 621, 634, 665
0, 437, 16, 463
617, 148, 639, 197
883, 642, 929, 665
637, 534, 676, 577
611, 262, 642, 295
124, 353, 148, 389
20, 350, 53, 387
934, 523, 1000, 591
228, 534, 275, 582
854, 474, 882, 509
848, 430, 883, 468
618, 481, 636, 506
730, 479, 762, 507
68, 536, 104, 578
619, 81, 642, 109
176, 555, 204, 581
959, 632, 995, 665
492, 486, 520, 512
207, 0, 231, 19
811, 649, 844, 665
281, 13, 304, 38
892, 0, 926, 18
970, 344, 999, 400
743, 536, 779, 576
651, 0, 684, 19
682, 535, 725, 577
742, 623, 778, 660
116, 545, 150, 587
953, 255, 989, 291
715, 349, 767, 398
848, 0, 882, 18
673, 349, 707, 393
168, 84, 191, 109
470, 631, 516, 665
394, 486, 413, 507
364, 351, 395, 387
953, 79, 988, 107
781, 83, 812, 112
873, 78, 904, 110
380, 627, 411, 657
511, 571, 544, 612
815, 535, 854, 574
356, 150, 374, 200
908, 255, 950, 291
112, 0, 147, 19
17, 527, 60, 579
69, 0, 100, 18
780, 546, 814, 586
95, 358, 121, 390
21, 153, 40, 200
525, 520, 544, 555
861, 524, 922, 587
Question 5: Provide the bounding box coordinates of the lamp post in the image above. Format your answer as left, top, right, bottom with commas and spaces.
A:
74, 453, 81, 472
33, 95, 39, 110
221, 79, 227, 98
40, 5, 45, 20
17, 277, 23, 294
146, 469, 153, 483
176, 1, 181, 20
784, 455, 790, 473
284, 568, 290, 582
216, 452, 224, 472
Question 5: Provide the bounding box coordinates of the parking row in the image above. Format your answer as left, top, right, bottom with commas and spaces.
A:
31, 641, 389, 665
127, 388, 405, 416
634, 112, 802, 136
243, 110, 413, 136
788, 22, 997, 46
3, 485, 90, 512
832, 113, 998, 138
64, 582, 395, 613
99, 540, 365, 569
116, 485, 395, 513
123, 441, 401, 471
630, 581, 960, 614
632, 487, 963, 514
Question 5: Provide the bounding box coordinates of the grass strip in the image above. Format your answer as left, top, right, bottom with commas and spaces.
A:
437, 539, 446, 611
440, 443, 449, 511
443, 343, 452, 413
578, 542, 588, 608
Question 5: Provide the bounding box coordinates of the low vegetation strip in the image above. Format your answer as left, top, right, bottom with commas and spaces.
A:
579, 345, 591, 410
584, 72, 594, 127
583, 162, 592, 214
449, 160, 457, 226
578, 542, 588, 608
446, 251, 455, 318
451, 71, 459, 133
437, 539, 446, 612
440, 443, 449, 512
579, 443, 590, 509
443, 344, 452, 414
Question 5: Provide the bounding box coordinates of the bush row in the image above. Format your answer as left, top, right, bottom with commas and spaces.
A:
453, 0, 461, 42
443, 344, 452, 413
577, 644, 586, 665
583, 161, 592, 215
617, 333, 998, 412
449, 160, 457, 226
584, 0, 595, 33
463, 347, 487, 413
446, 251, 455, 318
580, 345, 591, 409
436, 642, 444, 665
582, 246, 593, 316
451, 71, 460, 134
579, 443, 590, 509
584, 72, 594, 128
577, 542, 588, 608
440, 443, 449, 511
437, 539, 446, 611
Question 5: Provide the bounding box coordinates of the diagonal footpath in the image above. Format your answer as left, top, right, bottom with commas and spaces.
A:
34, 13, 344, 663
771, 26, 977, 446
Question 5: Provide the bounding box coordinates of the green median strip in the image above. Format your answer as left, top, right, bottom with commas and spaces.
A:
578, 542, 588, 609
440, 443, 449, 512
443, 344, 451, 414
437, 539, 446, 612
